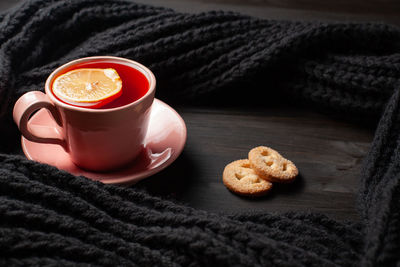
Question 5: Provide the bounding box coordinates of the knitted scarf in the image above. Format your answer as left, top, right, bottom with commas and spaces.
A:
1, 0, 399, 266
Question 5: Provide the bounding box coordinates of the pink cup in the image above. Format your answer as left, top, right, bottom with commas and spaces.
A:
13, 56, 156, 171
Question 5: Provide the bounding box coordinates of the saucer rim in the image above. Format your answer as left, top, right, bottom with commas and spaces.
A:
21, 98, 187, 185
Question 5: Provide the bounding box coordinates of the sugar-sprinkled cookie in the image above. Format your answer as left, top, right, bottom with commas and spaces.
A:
248, 146, 298, 183
223, 159, 273, 196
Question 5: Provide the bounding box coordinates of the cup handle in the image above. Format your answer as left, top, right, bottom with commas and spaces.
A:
13, 91, 66, 147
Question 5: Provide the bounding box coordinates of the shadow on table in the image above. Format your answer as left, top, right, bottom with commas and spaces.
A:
135, 151, 199, 199
229, 174, 305, 201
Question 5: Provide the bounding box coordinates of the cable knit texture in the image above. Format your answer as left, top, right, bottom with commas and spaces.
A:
0, 0, 399, 266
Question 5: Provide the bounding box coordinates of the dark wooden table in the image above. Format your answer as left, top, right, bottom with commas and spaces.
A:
4, 0, 399, 221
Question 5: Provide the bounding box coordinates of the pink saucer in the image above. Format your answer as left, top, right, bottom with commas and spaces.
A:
21, 99, 187, 185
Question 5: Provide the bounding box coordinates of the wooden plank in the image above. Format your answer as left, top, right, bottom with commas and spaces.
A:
197, 0, 400, 14
138, 106, 373, 221
2, 0, 399, 26
0, 0, 21, 11
0, 0, 383, 220
138, 0, 400, 26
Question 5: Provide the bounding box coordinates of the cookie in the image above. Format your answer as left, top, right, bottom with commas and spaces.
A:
248, 146, 298, 183
223, 159, 273, 196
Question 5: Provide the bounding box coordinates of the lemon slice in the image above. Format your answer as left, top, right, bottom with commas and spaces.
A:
52, 68, 122, 108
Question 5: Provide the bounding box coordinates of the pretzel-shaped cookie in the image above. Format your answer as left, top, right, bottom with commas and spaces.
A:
223, 159, 273, 196
249, 146, 298, 183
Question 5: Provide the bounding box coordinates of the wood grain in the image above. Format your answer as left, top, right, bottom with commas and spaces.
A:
200, 0, 400, 15
1, 0, 387, 221
139, 0, 400, 26
0, 0, 20, 11
138, 106, 373, 221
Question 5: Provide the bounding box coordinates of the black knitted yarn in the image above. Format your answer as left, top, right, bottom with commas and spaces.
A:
0, 0, 399, 266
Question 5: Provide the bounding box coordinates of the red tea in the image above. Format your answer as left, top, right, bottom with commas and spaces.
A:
51, 61, 149, 109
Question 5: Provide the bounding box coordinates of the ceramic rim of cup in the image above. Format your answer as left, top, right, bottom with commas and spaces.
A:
45, 56, 156, 113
